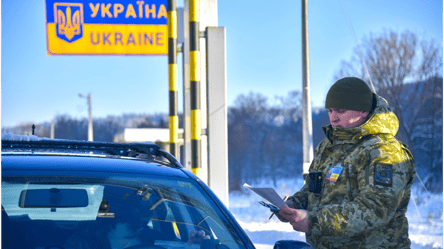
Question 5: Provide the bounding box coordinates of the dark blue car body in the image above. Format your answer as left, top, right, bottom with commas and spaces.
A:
2, 139, 256, 249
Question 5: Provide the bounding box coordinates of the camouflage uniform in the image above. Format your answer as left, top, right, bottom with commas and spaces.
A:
288, 95, 416, 249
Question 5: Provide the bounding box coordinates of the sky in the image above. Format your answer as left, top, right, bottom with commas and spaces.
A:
1, 0, 443, 127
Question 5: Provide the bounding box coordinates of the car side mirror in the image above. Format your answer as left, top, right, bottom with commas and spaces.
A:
273, 240, 313, 249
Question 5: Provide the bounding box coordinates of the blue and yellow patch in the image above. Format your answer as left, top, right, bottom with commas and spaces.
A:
326, 164, 343, 182
374, 164, 392, 186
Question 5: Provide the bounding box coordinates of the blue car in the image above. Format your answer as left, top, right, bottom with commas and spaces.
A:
2, 135, 313, 249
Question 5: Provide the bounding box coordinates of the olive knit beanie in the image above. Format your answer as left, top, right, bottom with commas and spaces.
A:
325, 77, 373, 112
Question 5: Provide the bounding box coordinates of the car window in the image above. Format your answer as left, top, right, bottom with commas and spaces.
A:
2, 174, 246, 249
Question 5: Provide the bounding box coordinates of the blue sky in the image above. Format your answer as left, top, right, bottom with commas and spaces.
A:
1, 0, 442, 127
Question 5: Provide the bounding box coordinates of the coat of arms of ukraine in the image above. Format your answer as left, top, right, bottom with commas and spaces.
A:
55, 3, 83, 43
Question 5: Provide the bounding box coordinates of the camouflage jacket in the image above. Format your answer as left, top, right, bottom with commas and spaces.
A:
288, 95, 416, 249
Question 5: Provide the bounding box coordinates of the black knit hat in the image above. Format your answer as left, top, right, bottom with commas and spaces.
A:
325, 77, 373, 112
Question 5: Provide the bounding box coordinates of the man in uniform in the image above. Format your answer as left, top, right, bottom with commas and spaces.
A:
276, 77, 416, 248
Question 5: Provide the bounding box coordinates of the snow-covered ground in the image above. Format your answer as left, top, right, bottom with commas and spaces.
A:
229, 178, 443, 249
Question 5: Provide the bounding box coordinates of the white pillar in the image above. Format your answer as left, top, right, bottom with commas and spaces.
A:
302, 0, 313, 175
207, 27, 228, 208
199, 0, 218, 185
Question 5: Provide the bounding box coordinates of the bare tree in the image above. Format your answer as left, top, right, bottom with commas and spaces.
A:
418, 39, 443, 81
233, 92, 269, 123
8, 122, 36, 136
227, 91, 305, 190
228, 116, 249, 191
227, 92, 269, 191
410, 76, 443, 192
275, 90, 303, 125
4, 122, 51, 137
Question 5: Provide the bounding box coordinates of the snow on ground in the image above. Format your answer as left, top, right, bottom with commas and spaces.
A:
229, 178, 443, 249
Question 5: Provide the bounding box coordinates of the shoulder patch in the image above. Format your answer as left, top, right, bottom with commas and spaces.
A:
374, 164, 392, 187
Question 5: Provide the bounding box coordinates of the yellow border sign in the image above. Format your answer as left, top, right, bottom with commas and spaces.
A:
45, 0, 168, 55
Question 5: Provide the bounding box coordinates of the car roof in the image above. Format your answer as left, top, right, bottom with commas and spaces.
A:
1, 136, 194, 179
2, 154, 191, 178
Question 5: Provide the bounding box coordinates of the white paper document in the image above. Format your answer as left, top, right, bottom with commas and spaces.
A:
243, 183, 287, 210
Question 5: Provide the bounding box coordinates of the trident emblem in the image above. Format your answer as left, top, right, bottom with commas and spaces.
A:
55, 3, 83, 43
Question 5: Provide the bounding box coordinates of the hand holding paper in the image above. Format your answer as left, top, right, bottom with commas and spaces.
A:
278, 206, 309, 233
269, 196, 288, 219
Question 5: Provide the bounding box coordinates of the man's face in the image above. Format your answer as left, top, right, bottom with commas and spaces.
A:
327, 108, 369, 128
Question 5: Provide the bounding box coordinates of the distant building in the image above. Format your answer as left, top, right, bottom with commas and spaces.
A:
114, 128, 184, 164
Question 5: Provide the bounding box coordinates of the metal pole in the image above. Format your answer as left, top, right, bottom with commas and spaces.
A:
51, 120, 55, 139
88, 93, 93, 141
183, 0, 192, 171
302, 0, 313, 175
190, 0, 202, 178
168, 0, 179, 158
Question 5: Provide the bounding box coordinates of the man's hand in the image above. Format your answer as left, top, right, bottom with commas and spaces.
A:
272, 200, 295, 222
285, 199, 295, 208
273, 211, 289, 222
278, 206, 309, 233
187, 230, 210, 244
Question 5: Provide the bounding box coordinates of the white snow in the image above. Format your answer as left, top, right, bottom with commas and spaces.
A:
229, 178, 443, 249
1, 133, 67, 142
2, 133, 43, 141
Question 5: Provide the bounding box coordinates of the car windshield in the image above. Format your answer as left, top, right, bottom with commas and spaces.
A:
2, 174, 246, 249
